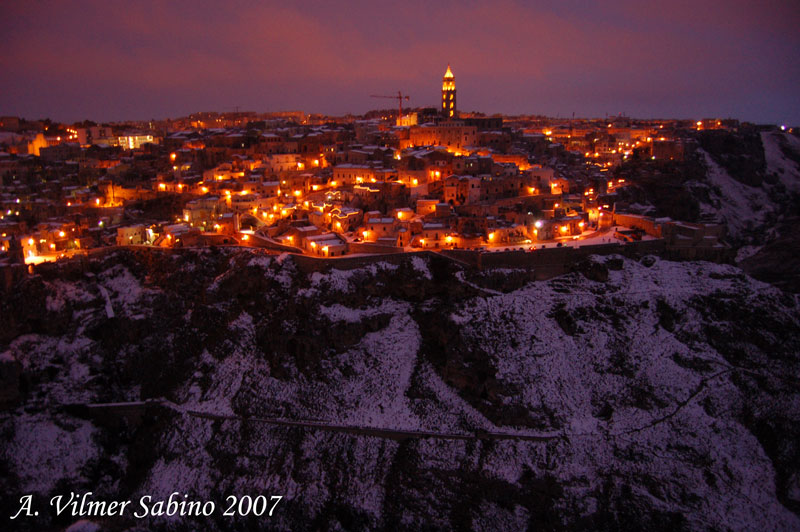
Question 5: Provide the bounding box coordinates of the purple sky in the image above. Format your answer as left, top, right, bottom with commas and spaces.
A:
1, 0, 798, 124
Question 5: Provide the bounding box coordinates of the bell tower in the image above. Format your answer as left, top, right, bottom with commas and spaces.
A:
441, 64, 456, 119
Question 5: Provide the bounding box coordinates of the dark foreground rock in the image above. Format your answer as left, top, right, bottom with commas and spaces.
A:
1, 248, 799, 531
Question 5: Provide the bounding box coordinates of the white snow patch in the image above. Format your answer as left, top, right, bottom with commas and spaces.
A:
98, 285, 114, 318
410, 255, 432, 279
318, 300, 395, 323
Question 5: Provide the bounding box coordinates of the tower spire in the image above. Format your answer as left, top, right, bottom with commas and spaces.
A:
441, 64, 456, 118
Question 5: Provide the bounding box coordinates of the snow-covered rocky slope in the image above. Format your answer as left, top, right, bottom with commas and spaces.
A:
617, 129, 800, 292
1, 249, 799, 531
689, 131, 800, 243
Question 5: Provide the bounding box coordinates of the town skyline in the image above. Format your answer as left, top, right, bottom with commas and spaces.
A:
2, 0, 798, 124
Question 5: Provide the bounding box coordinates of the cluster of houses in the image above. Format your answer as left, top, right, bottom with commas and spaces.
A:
0, 100, 737, 267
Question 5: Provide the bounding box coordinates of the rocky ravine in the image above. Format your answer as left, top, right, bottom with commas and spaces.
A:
1, 248, 799, 531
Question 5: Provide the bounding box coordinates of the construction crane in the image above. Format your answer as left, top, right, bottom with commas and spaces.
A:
370, 91, 410, 118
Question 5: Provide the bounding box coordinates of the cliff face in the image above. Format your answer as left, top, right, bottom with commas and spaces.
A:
1, 249, 799, 531
614, 129, 800, 292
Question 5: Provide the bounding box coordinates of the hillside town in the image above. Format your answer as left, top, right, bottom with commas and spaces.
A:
0, 66, 739, 273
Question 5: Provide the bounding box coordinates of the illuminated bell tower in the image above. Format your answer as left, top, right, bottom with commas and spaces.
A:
442, 64, 456, 119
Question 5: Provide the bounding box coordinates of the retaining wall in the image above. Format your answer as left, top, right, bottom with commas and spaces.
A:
25, 236, 730, 285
